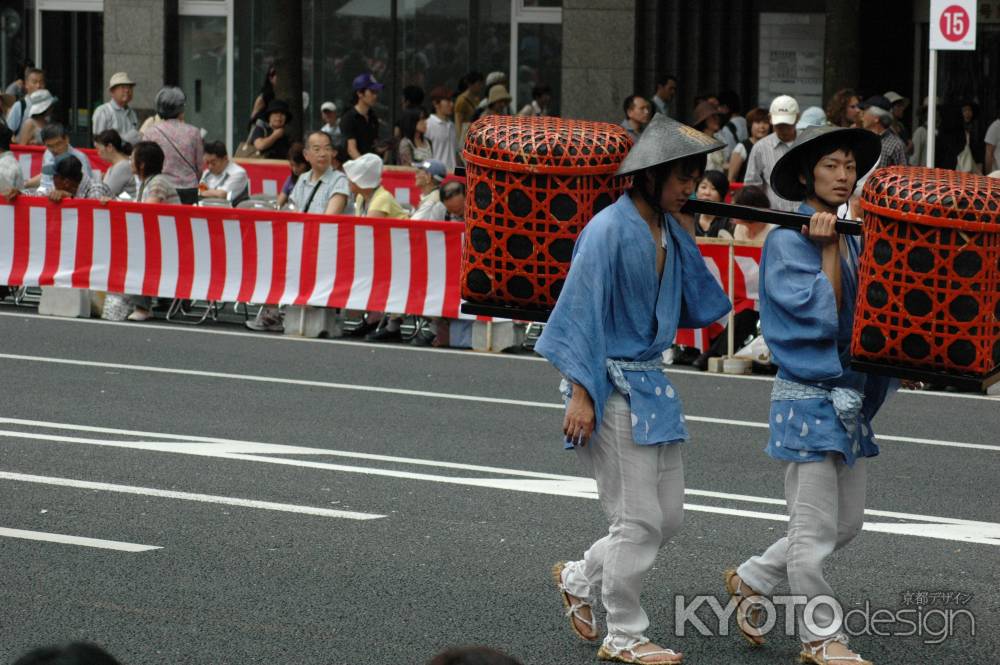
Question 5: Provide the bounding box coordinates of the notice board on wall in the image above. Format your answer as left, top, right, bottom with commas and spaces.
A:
758, 13, 826, 111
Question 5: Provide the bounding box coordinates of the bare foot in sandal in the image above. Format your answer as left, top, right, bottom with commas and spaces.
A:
800, 634, 873, 665
723, 569, 767, 646
597, 637, 683, 664
552, 562, 598, 641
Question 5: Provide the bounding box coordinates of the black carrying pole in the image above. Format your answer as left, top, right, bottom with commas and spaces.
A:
461, 198, 864, 323
681, 199, 863, 235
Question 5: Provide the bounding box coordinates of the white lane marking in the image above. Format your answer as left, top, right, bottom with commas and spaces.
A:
1, 310, 998, 401
0, 527, 160, 552
0, 355, 995, 452
0, 353, 557, 409
1, 424, 997, 546
0, 471, 384, 521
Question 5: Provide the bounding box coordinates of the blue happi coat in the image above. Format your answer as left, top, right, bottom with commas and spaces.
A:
760, 202, 896, 466
535, 193, 731, 448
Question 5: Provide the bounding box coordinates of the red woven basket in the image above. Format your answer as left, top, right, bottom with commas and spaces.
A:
853, 166, 1000, 378
460, 116, 633, 311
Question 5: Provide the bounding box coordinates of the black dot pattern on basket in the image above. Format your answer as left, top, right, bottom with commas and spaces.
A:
461, 116, 633, 310
852, 166, 1000, 378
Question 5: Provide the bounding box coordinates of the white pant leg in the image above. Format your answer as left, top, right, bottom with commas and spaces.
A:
785, 454, 867, 642
563, 393, 685, 643
738, 456, 868, 601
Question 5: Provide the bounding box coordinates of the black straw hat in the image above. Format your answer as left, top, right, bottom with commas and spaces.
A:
616, 113, 725, 177
769, 126, 881, 202
264, 99, 293, 123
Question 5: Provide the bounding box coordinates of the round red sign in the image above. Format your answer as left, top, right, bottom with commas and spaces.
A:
939, 4, 970, 41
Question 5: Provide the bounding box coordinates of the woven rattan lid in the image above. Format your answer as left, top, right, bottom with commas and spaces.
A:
462, 115, 633, 175
861, 166, 1000, 231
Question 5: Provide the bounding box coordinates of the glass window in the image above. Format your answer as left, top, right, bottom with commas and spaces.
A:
39, 10, 103, 147
178, 15, 227, 143
232, 0, 516, 148
473, 1, 511, 83
303, 0, 392, 138
515, 21, 561, 116
397, 0, 469, 95
1, 2, 30, 94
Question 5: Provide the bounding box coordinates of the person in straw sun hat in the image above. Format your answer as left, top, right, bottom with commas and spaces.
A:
92, 72, 138, 139
535, 112, 733, 664
722, 125, 892, 665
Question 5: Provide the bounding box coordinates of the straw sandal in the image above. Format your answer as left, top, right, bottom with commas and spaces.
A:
596, 637, 683, 664
551, 561, 598, 641
799, 634, 872, 664
723, 569, 767, 646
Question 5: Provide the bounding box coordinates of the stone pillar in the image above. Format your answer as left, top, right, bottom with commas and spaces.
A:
823, 0, 861, 100
561, 0, 636, 123
102, 0, 178, 114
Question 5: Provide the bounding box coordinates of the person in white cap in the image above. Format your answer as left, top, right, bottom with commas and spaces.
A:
92, 72, 138, 139
744, 94, 801, 212
343, 152, 407, 219
319, 101, 342, 143
15, 88, 57, 146
343, 152, 409, 343
410, 159, 447, 220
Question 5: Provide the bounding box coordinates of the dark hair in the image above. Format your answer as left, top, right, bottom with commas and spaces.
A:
656, 74, 678, 87
693, 92, 719, 107
13, 642, 121, 665
16, 59, 35, 76
733, 184, 770, 209
623, 94, 646, 115
701, 170, 729, 200
54, 155, 84, 183
132, 141, 165, 178
532, 84, 552, 100
425, 647, 522, 665
25, 67, 44, 80
673, 152, 707, 179
745, 107, 770, 128
287, 140, 306, 165
0, 122, 12, 151
825, 88, 858, 128
463, 71, 485, 86
306, 130, 333, 149
330, 137, 347, 163
403, 85, 425, 107
203, 140, 228, 159
259, 65, 277, 99
797, 138, 859, 199
95, 129, 132, 155
399, 107, 427, 142
718, 90, 741, 114
441, 180, 466, 200
40, 123, 68, 142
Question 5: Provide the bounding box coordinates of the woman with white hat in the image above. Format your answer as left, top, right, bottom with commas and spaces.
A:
343, 153, 407, 219
17, 89, 56, 145
342, 153, 409, 342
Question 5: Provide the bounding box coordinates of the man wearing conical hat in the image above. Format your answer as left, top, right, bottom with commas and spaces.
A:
722, 126, 895, 665
535, 114, 732, 663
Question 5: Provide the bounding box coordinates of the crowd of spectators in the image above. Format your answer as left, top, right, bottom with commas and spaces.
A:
2, 61, 999, 352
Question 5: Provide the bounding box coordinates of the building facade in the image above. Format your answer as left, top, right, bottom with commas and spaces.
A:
2, 0, 995, 152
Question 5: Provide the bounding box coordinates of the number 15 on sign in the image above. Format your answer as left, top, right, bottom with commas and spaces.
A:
930, 0, 976, 50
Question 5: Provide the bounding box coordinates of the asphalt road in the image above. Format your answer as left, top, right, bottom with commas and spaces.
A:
0, 309, 997, 665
